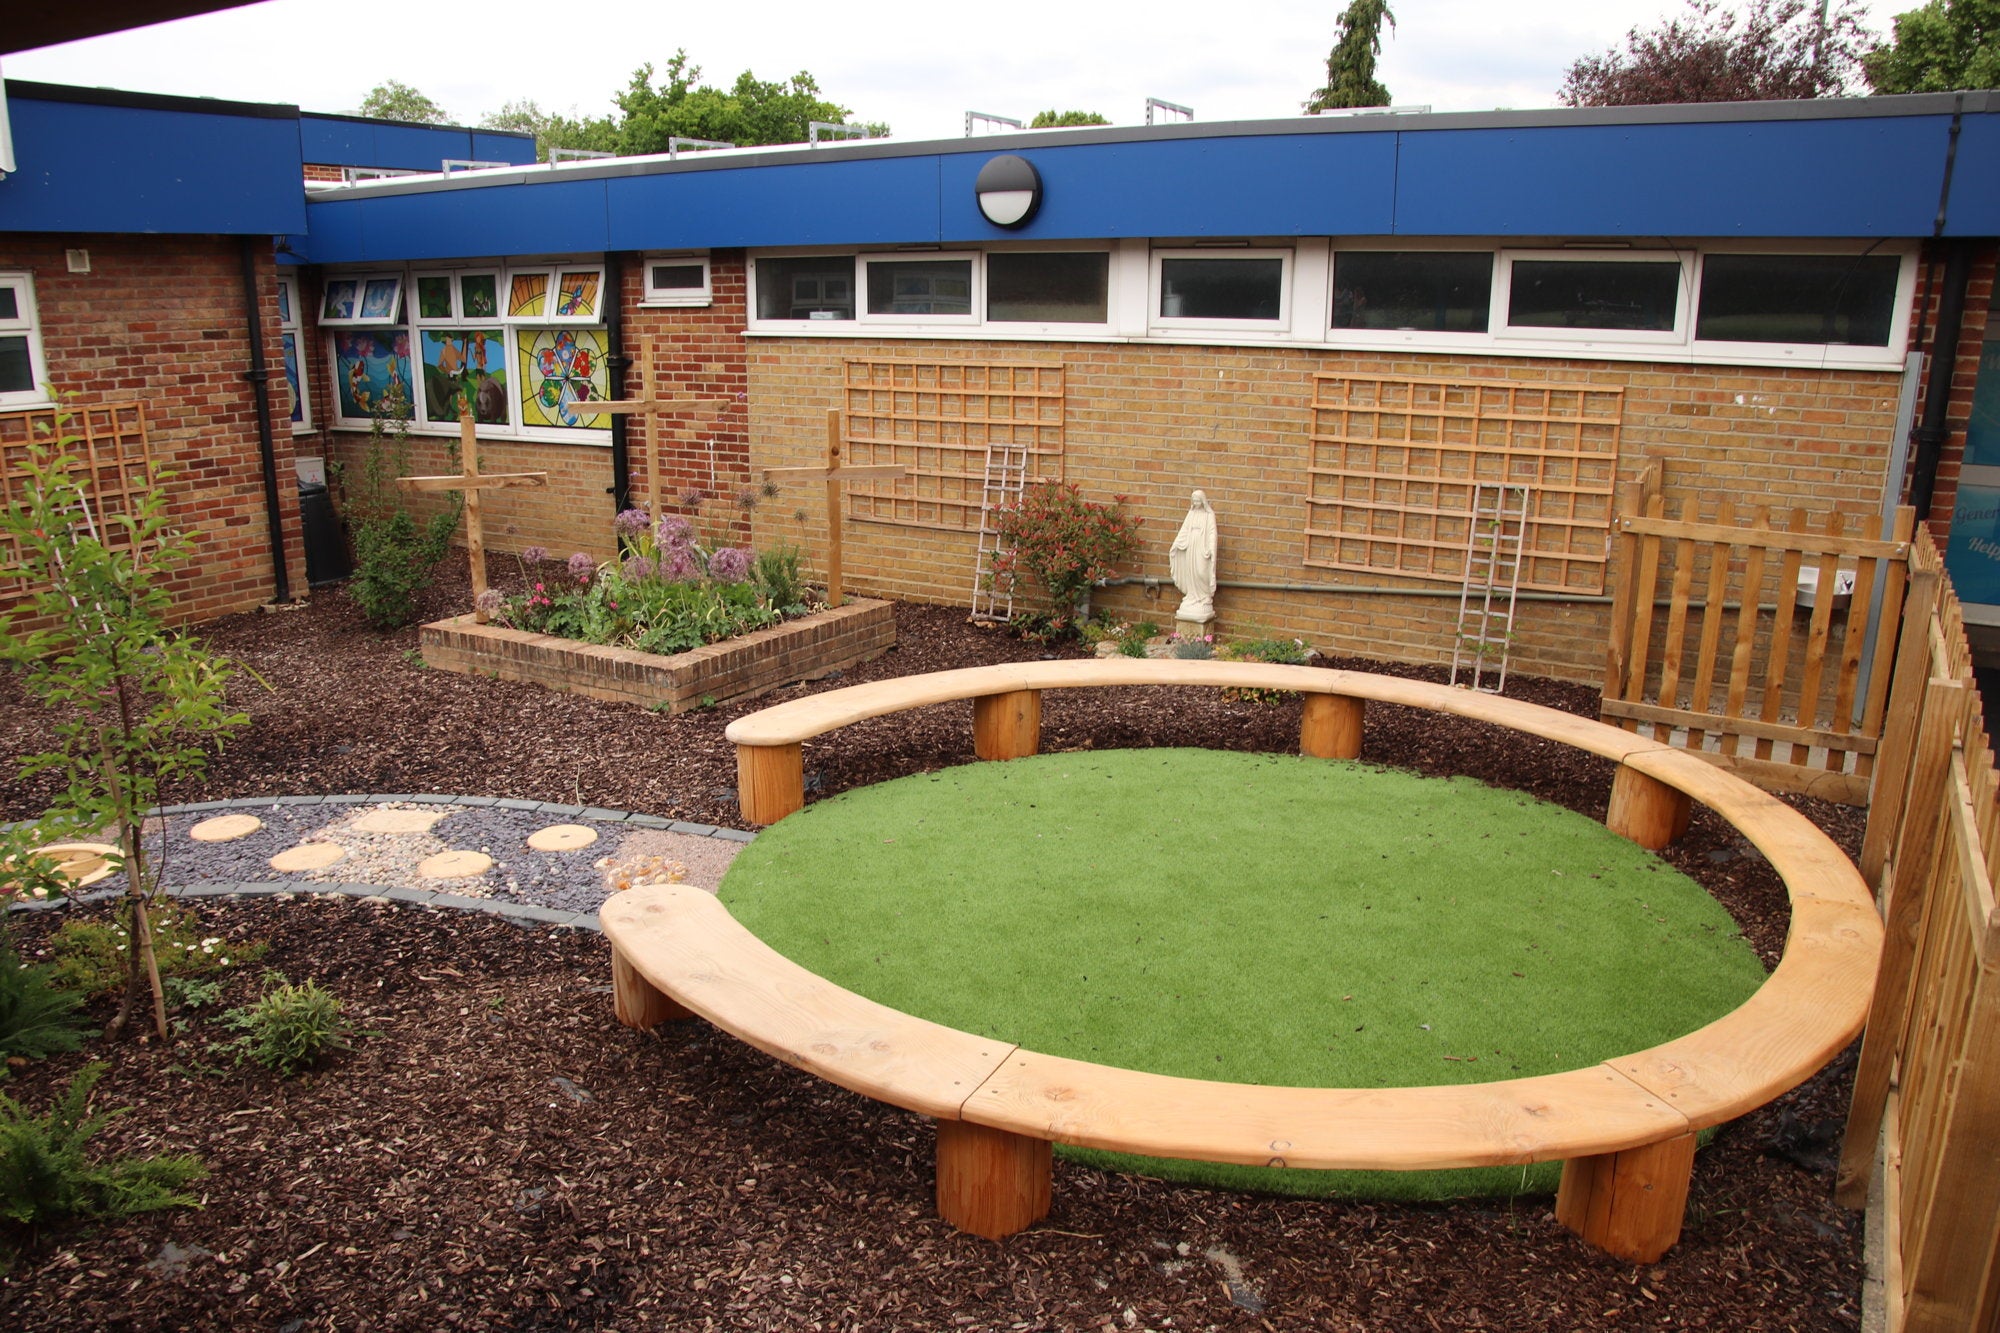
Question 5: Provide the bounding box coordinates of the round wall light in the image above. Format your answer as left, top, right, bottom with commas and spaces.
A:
974, 154, 1042, 229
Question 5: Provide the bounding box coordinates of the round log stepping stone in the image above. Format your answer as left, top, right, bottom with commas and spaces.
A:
270, 842, 346, 872
190, 813, 263, 843
352, 808, 450, 835
527, 824, 598, 852
14, 841, 122, 890
419, 850, 493, 879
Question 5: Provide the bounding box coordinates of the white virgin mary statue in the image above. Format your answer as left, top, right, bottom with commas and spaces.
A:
1169, 490, 1218, 622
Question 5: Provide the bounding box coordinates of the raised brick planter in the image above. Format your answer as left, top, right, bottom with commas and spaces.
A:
419, 599, 896, 714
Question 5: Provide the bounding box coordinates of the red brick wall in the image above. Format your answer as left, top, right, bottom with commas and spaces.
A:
1912, 240, 1998, 529
0, 234, 302, 626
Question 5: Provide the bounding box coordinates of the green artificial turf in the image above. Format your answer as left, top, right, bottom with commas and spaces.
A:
718, 749, 1766, 1200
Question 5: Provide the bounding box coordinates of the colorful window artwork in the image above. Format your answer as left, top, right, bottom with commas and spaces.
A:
508, 272, 549, 318
554, 270, 601, 318
322, 279, 359, 322
359, 278, 402, 321
276, 273, 309, 430
276, 280, 292, 325
461, 274, 499, 320
517, 328, 609, 430
421, 329, 508, 425
417, 276, 454, 320
332, 330, 412, 420
282, 333, 304, 425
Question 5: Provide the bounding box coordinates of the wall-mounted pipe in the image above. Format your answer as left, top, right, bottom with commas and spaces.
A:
1096, 574, 1826, 616
604, 250, 633, 515
238, 236, 291, 605
1909, 239, 1975, 520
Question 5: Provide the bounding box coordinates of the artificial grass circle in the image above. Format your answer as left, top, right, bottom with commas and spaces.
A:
718, 749, 1766, 1200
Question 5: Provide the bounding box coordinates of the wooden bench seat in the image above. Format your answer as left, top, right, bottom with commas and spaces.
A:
605, 662, 1881, 1263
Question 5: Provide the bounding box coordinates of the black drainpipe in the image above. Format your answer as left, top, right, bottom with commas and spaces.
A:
239, 236, 292, 604
1909, 99, 1971, 522
604, 251, 633, 515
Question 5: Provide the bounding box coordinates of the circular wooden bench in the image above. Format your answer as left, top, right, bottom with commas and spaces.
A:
601, 660, 1881, 1263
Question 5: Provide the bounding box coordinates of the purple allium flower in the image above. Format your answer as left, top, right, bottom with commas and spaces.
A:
614, 506, 652, 534
621, 553, 657, 581
735, 487, 760, 512
709, 546, 752, 583
567, 552, 596, 582
655, 514, 695, 549
520, 545, 549, 564
660, 547, 699, 583
677, 489, 711, 508
474, 588, 505, 616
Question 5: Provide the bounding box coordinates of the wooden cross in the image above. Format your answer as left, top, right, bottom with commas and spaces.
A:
762, 409, 906, 608
591, 386, 733, 519
396, 404, 547, 623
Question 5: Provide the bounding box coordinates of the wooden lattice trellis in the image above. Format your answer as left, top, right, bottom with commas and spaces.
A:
1, 402, 156, 598
841, 360, 1064, 531
1305, 374, 1624, 594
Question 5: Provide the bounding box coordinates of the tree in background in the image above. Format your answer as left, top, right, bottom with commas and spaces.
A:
1863, 0, 2000, 92
356, 79, 451, 125
1030, 110, 1111, 127
1560, 0, 1872, 105
1305, 0, 1397, 111
480, 99, 619, 162
610, 52, 886, 153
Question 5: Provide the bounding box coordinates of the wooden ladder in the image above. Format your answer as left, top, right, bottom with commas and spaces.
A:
1451, 483, 1528, 693
969, 432, 1033, 623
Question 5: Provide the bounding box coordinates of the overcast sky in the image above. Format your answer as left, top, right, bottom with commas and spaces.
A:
6, 0, 1903, 144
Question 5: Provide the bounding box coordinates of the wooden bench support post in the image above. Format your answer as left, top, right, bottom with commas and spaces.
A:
1605, 763, 1692, 851
1555, 1133, 1697, 1263
973, 690, 1042, 762
935, 1118, 1052, 1240
612, 946, 693, 1028
737, 741, 805, 826
1300, 693, 1365, 760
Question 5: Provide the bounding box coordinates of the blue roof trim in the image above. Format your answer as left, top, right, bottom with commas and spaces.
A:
0, 92, 304, 235
299, 111, 2000, 264
298, 115, 535, 172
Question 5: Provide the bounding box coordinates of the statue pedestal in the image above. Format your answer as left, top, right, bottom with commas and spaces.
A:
1175, 616, 1214, 643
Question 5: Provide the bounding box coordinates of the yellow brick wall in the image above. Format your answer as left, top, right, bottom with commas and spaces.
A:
747, 338, 1905, 684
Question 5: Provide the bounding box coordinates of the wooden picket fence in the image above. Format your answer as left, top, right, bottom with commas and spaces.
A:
1601, 488, 1914, 805
1838, 527, 2000, 1333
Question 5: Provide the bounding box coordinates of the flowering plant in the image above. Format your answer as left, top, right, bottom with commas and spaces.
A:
986, 483, 1140, 639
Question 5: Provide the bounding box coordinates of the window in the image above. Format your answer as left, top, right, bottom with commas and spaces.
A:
1333, 251, 1491, 332
643, 254, 712, 306
0, 274, 50, 407
1154, 250, 1290, 326
276, 274, 311, 430
864, 256, 975, 320
755, 255, 856, 322
1695, 253, 1901, 346
987, 252, 1109, 323
320, 273, 403, 326
326, 259, 610, 439
1501, 254, 1685, 339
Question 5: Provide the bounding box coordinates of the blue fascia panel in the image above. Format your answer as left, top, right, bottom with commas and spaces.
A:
472, 132, 538, 167
605, 156, 946, 250
0, 96, 304, 234
1943, 112, 2000, 236
299, 178, 612, 263
1394, 117, 1951, 237
369, 123, 475, 173
936, 135, 1399, 241
299, 115, 372, 166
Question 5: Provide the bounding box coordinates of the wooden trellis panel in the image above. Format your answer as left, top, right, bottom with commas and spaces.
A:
1305, 374, 1623, 594
1600, 496, 1914, 804
0, 402, 156, 597
841, 360, 1064, 532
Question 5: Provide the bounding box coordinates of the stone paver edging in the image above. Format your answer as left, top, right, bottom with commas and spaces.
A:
3, 794, 756, 935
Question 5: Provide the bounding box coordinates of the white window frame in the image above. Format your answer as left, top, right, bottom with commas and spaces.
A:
1688, 243, 1917, 371
323, 259, 614, 445
1495, 248, 1691, 347
320, 272, 403, 327
859, 252, 981, 326
641, 253, 713, 307
982, 242, 1118, 336
275, 273, 312, 432
748, 251, 860, 328
0, 272, 52, 408
501, 264, 607, 324
1325, 241, 1499, 349
1149, 246, 1294, 335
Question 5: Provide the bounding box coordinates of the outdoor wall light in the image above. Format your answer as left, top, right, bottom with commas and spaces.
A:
975, 154, 1042, 228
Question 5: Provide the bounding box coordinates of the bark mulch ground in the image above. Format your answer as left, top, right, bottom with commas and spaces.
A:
0, 568, 1870, 1330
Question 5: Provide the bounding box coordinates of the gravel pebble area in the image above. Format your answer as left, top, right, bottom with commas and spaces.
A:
13, 797, 748, 917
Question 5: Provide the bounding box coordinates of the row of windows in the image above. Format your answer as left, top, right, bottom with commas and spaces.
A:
744, 242, 1915, 369
0, 273, 48, 410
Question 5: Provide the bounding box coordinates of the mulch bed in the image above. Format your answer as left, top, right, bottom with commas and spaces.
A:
0, 568, 1870, 1330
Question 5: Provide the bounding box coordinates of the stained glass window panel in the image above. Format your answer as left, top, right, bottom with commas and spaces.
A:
553, 270, 601, 318
516, 328, 610, 431
461, 274, 499, 320
322, 279, 359, 321
281, 332, 303, 424
508, 272, 550, 318
422, 329, 508, 425
331, 329, 412, 421
417, 276, 453, 320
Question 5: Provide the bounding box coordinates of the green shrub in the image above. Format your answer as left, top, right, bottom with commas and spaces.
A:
0, 1062, 205, 1238
986, 483, 1140, 639
0, 939, 93, 1074
221, 974, 353, 1077
1216, 634, 1314, 703
753, 542, 810, 613
333, 388, 464, 630
1168, 632, 1214, 660
51, 905, 264, 998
